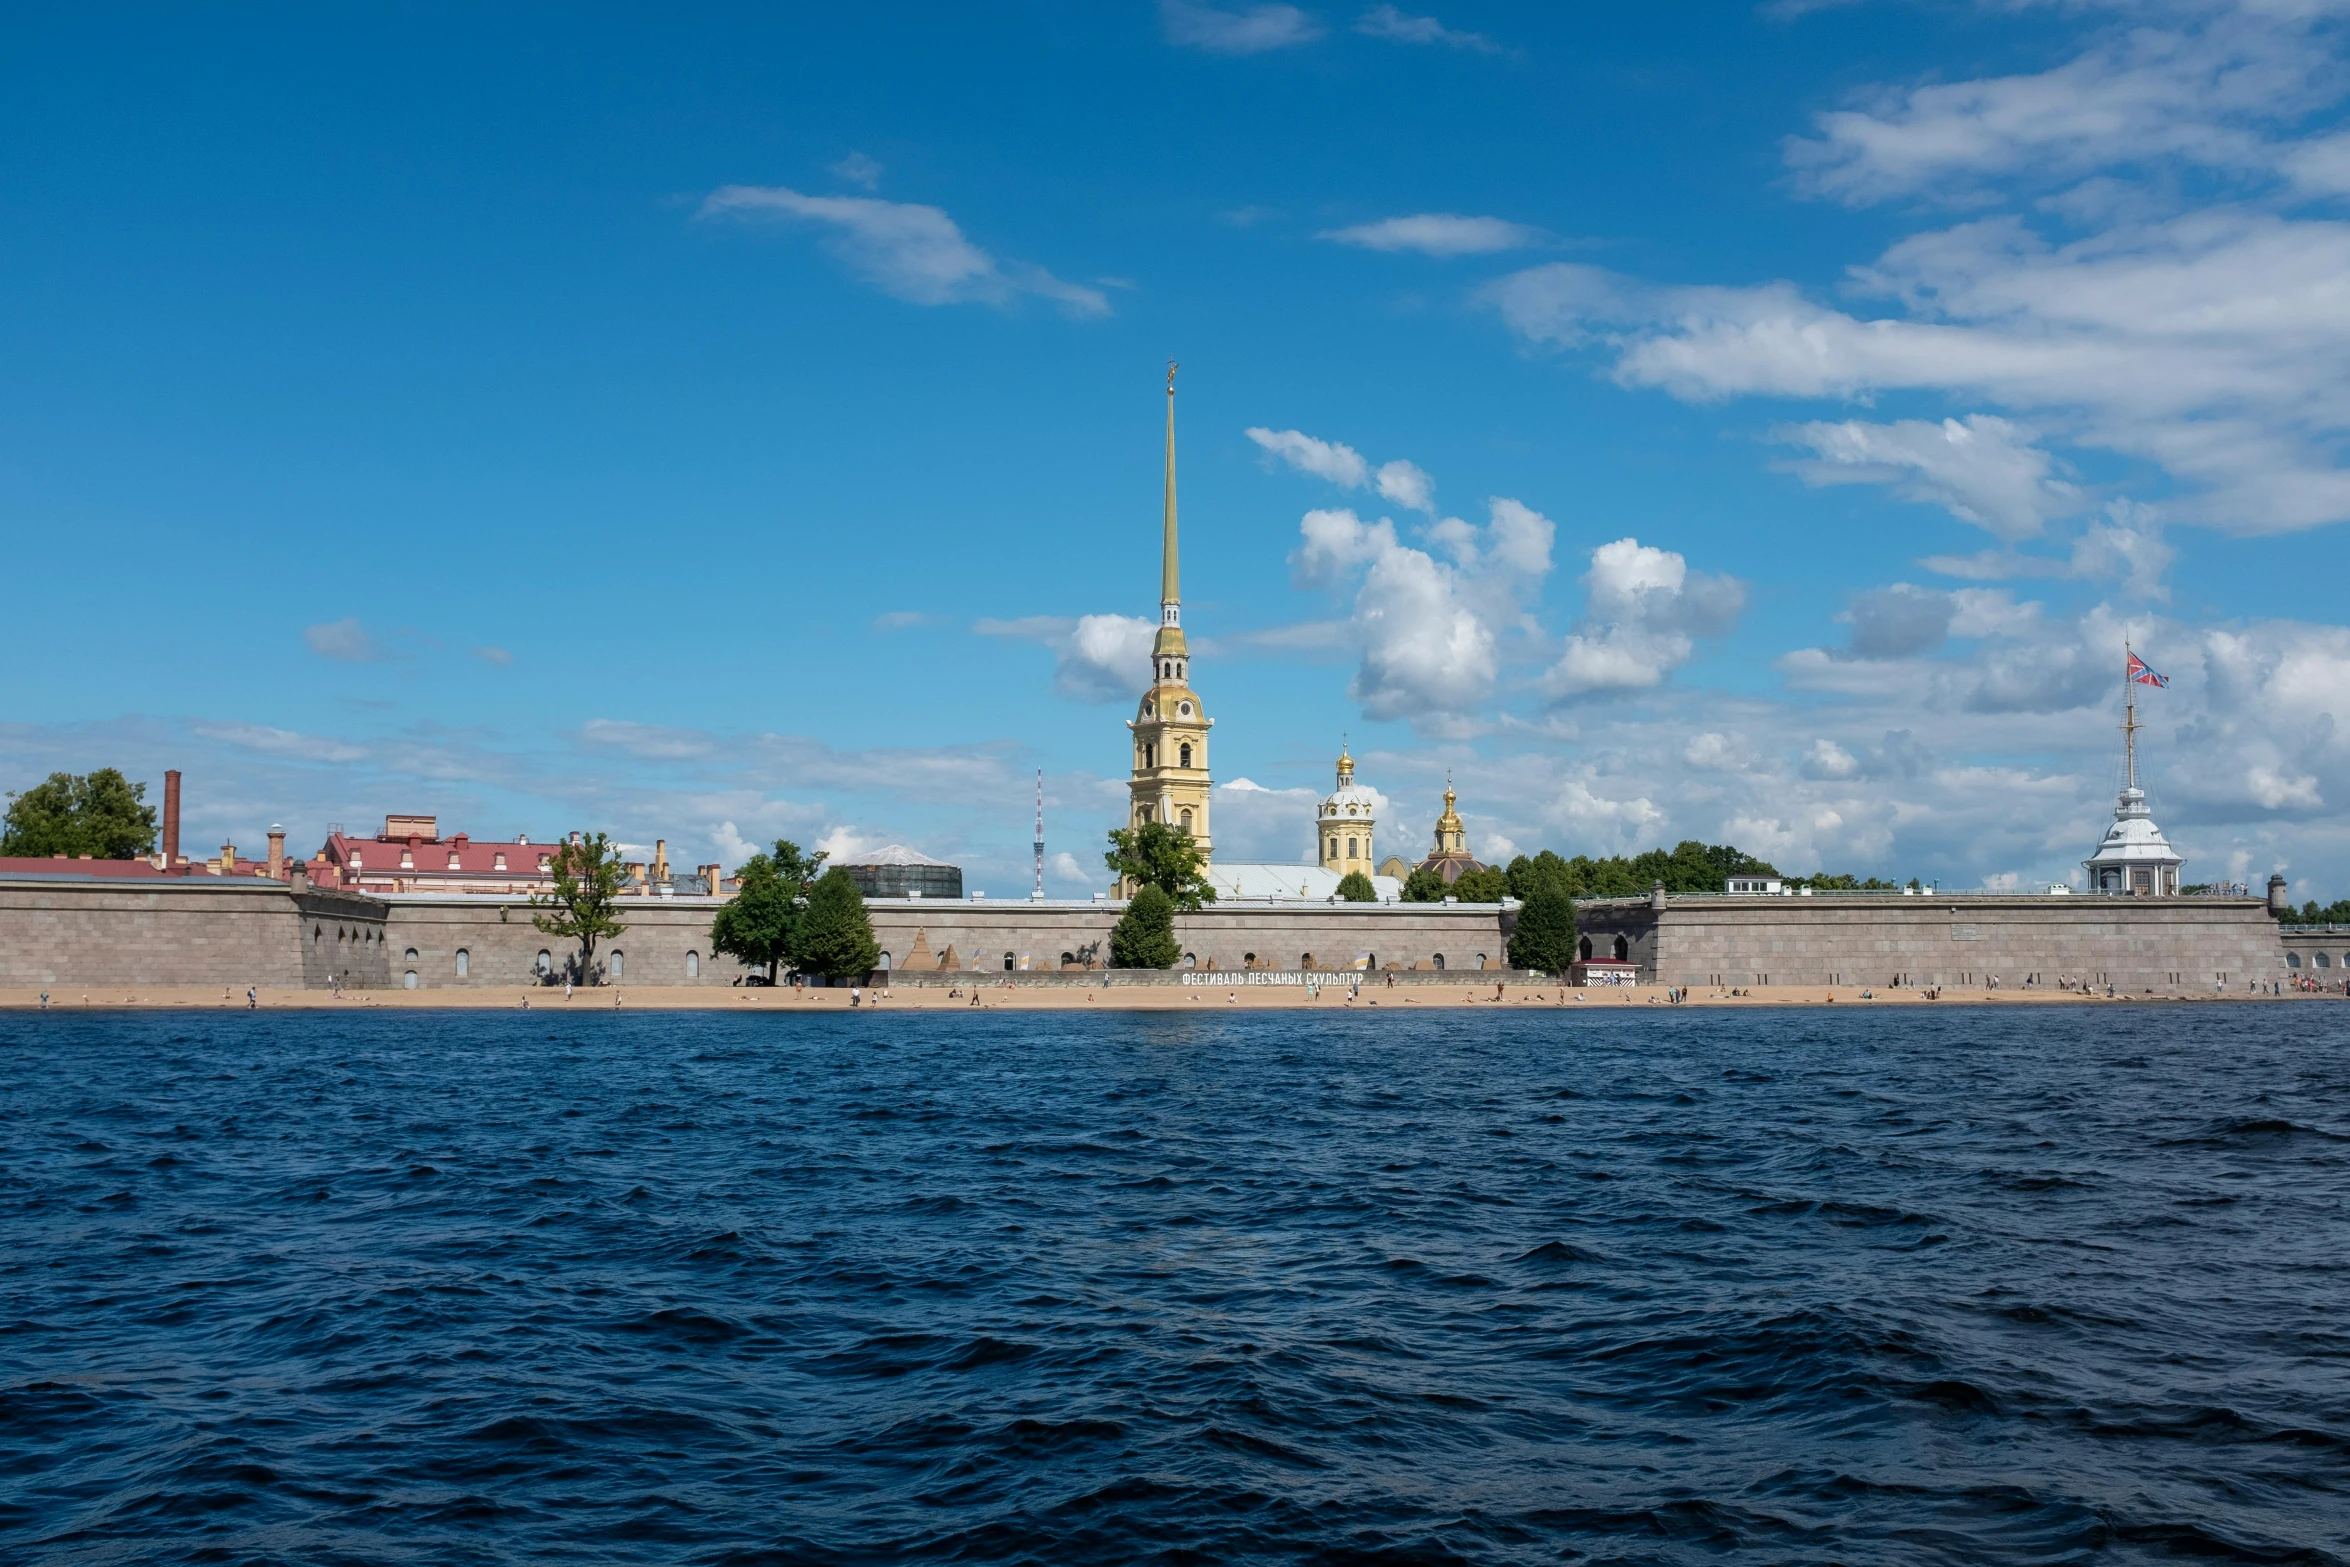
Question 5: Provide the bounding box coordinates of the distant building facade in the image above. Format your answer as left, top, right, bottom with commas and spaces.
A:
840, 845, 964, 901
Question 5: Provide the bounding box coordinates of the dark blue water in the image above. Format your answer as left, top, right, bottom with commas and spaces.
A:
4, 1006, 2347, 1564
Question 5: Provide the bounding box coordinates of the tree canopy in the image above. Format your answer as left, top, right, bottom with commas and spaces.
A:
1109, 883, 1181, 968
1507, 882, 1578, 975
710, 839, 827, 982
1, 769, 158, 859
1400, 866, 1449, 903
794, 867, 880, 978
2287, 898, 2350, 926
1335, 870, 1377, 902
1502, 841, 1779, 900
531, 832, 627, 982
1104, 821, 1216, 909
1449, 865, 1509, 903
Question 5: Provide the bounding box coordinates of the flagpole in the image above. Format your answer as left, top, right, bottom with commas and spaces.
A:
2122, 640, 2138, 791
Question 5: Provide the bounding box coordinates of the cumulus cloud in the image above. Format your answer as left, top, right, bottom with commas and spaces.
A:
1375, 459, 1437, 515
1547, 538, 1745, 699
1160, 0, 1323, 53
975, 613, 1158, 703
1320, 213, 1542, 255
697, 185, 1108, 318
1774, 414, 2082, 542
1293, 495, 1556, 730
303, 618, 384, 663
1355, 5, 1499, 51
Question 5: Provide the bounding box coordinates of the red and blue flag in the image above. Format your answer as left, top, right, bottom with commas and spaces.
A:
2127, 651, 2168, 687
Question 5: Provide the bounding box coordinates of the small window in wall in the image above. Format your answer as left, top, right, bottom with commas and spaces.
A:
609, 950, 624, 980
1326, 837, 1337, 862
1243, 951, 1257, 967
454, 948, 470, 978
1613, 934, 1629, 962
403, 969, 418, 990
878, 951, 891, 971
537, 949, 553, 976
1432, 953, 1446, 970
1182, 953, 1197, 969
494, 852, 507, 871
2318, 951, 2333, 969
1580, 936, 1594, 961
1347, 837, 1357, 857
1180, 808, 1193, 831
686, 950, 700, 978
1475, 953, 1488, 969
1003, 951, 1016, 971
1180, 743, 1192, 768
405, 948, 419, 964
2288, 951, 2303, 968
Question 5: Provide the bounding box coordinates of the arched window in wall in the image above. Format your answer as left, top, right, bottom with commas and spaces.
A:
686, 950, 700, 978
609, 950, 624, 980
1179, 743, 1192, 768
1613, 934, 1629, 962
536, 949, 553, 977
454, 948, 470, 978
1180, 808, 1193, 831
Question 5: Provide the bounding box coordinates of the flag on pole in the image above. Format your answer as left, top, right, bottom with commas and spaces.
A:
2127, 651, 2169, 687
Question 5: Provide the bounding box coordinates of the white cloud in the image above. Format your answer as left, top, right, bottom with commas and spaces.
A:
1547, 538, 1745, 699
190, 722, 367, 764
1293, 496, 1556, 730
580, 719, 719, 760
1843, 583, 1955, 660
1160, 0, 1324, 53
1375, 459, 1437, 515
696, 185, 1109, 318
303, 619, 383, 663
1247, 426, 1371, 487
1320, 213, 1542, 256
1774, 414, 2082, 542
711, 820, 761, 870
1355, 5, 1499, 51
975, 613, 1158, 704
815, 824, 887, 862
1803, 737, 1861, 780
1783, 10, 2334, 207
829, 151, 884, 189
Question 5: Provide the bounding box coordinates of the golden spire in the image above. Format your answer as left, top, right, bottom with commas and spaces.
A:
1336, 739, 1353, 786
1162, 360, 1180, 608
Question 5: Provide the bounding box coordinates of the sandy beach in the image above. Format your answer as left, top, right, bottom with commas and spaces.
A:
5, 981, 2322, 1011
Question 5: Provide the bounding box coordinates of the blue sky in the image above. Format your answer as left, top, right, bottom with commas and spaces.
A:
6, 0, 2350, 897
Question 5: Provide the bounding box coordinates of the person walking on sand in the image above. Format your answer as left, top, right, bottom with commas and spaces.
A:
564, 979, 573, 1000
247, 986, 257, 1010
850, 985, 862, 1008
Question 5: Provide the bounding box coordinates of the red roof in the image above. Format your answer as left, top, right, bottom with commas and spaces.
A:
0, 856, 166, 879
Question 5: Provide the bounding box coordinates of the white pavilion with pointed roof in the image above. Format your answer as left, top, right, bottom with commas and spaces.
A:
2083, 650, 2185, 896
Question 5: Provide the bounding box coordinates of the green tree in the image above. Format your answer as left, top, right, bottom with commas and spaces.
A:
1450, 865, 1509, 903
1335, 869, 1377, 902
1507, 883, 1578, 975
793, 867, 881, 978
531, 831, 628, 983
1401, 865, 1449, 902
1109, 883, 1181, 968
1103, 820, 1216, 909
1504, 850, 1574, 902
2, 769, 159, 859
710, 839, 827, 983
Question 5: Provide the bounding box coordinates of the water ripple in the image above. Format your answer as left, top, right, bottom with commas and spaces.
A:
2, 1006, 2346, 1563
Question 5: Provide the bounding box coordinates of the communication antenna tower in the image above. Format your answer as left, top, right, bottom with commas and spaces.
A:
1033, 770, 1045, 900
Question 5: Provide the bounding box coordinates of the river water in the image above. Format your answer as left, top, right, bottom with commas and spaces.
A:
2, 1005, 2345, 1564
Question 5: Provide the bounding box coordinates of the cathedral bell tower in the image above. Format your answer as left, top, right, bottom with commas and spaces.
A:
1126, 362, 1213, 871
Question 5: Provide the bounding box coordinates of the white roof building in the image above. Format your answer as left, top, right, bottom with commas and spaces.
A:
1204, 862, 1405, 902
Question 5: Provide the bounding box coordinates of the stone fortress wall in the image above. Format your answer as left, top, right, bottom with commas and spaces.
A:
0, 877, 1513, 991
1575, 891, 2286, 993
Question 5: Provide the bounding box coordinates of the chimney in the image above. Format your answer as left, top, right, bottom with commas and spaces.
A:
163, 770, 181, 866
702, 863, 722, 896
266, 825, 286, 880
653, 838, 669, 881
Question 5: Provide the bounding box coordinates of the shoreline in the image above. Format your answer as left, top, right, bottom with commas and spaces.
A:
3, 982, 2329, 1012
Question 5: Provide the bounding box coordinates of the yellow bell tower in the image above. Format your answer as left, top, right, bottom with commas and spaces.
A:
1127, 362, 1213, 862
